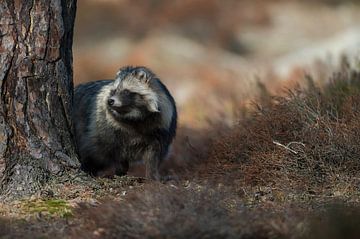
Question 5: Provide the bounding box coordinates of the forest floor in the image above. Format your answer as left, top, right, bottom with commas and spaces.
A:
1, 64, 360, 239
1, 0, 360, 238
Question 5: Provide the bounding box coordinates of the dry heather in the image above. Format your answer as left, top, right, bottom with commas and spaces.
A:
64, 68, 360, 239
70, 183, 305, 239
1, 68, 360, 238
201, 69, 360, 200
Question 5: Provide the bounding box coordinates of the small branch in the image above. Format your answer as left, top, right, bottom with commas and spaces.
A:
273, 140, 299, 154
286, 141, 306, 148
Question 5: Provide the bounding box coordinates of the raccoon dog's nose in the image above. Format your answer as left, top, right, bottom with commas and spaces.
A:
108, 98, 115, 106
108, 96, 122, 108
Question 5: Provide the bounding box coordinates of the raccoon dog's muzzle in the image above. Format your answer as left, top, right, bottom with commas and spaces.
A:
107, 90, 133, 114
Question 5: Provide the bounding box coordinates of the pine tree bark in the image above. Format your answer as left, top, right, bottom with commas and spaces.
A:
0, 0, 79, 199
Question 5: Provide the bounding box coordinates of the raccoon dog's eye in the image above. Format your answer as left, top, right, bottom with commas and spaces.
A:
121, 89, 138, 98
122, 90, 131, 95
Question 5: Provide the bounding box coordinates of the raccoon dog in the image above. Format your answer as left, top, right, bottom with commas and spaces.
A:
73, 66, 177, 179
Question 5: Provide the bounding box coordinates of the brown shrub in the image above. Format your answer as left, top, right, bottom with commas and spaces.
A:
65, 68, 360, 239
204, 69, 360, 196
70, 183, 303, 239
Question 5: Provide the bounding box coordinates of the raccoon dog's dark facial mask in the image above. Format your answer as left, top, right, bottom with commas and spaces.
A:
107, 88, 155, 121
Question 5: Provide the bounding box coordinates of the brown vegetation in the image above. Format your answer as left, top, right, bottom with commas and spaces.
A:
1, 66, 359, 239
71, 183, 304, 239
77, 66, 360, 238
2, 0, 360, 237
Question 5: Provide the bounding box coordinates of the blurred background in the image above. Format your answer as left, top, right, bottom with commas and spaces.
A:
73, 0, 360, 129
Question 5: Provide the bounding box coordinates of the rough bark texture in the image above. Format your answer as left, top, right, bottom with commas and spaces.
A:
0, 0, 79, 199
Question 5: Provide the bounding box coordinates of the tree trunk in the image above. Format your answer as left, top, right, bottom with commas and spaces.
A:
0, 0, 79, 199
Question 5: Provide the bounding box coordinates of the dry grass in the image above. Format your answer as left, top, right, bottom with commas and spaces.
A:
1, 0, 359, 237
1, 66, 360, 238
70, 183, 305, 239
63, 67, 360, 238
198, 68, 360, 201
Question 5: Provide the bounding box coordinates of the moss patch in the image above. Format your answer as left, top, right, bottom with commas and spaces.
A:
22, 199, 73, 218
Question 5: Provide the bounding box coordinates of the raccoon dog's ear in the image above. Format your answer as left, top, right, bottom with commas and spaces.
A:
137, 69, 147, 79
113, 78, 121, 88
134, 69, 151, 83
148, 100, 160, 113
116, 69, 122, 77
114, 68, 127, 88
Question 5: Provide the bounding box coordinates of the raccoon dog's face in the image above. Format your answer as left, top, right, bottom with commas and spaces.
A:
107, 67, 159, 122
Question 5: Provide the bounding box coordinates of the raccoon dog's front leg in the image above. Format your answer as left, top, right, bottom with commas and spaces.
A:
115, 160, 129, 176
143, 145, 161, 180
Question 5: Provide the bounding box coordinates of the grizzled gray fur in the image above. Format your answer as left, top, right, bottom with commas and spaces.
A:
73, 66, 177, 179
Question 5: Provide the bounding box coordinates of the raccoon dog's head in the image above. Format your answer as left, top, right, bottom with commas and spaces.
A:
107, 66, 160, 122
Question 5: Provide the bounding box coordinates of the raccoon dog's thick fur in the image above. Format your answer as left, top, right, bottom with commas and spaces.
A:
73, 66, 177, 179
